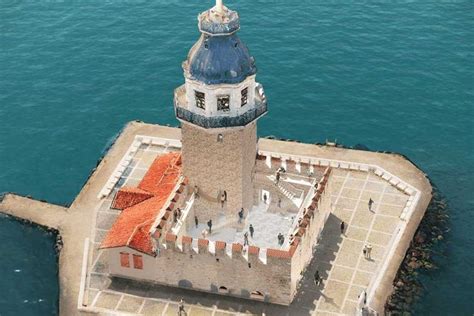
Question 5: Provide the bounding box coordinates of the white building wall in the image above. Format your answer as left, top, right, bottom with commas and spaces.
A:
184, 75, 256, 117
106, 244, 292, 305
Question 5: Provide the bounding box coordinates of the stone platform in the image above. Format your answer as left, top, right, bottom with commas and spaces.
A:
0, 121, 432, 315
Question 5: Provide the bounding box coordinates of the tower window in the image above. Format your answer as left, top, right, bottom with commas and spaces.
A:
241, 87, 248, 106
217, 95, 230, 111
195, 91, 205, 110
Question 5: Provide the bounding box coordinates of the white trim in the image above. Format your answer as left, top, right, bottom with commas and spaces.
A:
77, 238, 90, 308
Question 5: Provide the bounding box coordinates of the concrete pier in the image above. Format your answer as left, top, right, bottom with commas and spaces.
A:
0, 121, 432, 315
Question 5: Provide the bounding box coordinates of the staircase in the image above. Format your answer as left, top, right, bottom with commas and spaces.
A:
276, 180, 304, 207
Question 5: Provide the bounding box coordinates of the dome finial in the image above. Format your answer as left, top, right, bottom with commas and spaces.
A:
215, 0, 224, 14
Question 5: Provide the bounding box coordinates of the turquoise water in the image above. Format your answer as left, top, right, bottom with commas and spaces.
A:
0, 0, 472, 314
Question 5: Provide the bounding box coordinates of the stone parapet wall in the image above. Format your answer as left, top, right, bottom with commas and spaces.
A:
106, 235, 293, 305
290, 167, 333, 297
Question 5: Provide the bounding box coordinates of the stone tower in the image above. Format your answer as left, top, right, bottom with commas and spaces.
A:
174, 1, 267, 221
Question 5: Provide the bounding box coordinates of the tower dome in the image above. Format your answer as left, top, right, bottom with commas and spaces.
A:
185, 34, 257, 85
174, 0, 267, 129
183, 4, 256, 85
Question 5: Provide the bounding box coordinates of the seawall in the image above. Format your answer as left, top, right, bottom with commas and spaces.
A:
0, 121, 432, 315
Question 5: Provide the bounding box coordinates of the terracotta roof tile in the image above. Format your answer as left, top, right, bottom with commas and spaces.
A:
138, 154, 182, 195
100, 152, 182, 255
112, 187, 153, 210
215, 241, 226, 250
289, 245, 298, 256
165, 233, 177, 242
266, 248, 291, 259
248, 246, 259, 255
182, 236, 193, 244
198, 239, 209, 247
232, 243, 243, 252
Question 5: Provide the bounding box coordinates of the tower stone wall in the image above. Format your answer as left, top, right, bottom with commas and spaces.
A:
181, 121, 257, 221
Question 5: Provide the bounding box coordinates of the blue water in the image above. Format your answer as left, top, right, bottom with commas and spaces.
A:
0, 0, 472, 314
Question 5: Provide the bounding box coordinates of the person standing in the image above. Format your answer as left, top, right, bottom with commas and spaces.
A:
314, 270, 321, 286
244, 232, 249, 246
368, 198, 374, 211
366, 243, 373, 259
238, 208, 244, 223
194, 215, 198, 228
193, 185, 199, 199
363, 244, 368, 259
249, 224, 254, 238
178, 298, 185, 315
207, 219, 212, 234
176, 208, 181, 219
340, 221, 345, 234
263, 193, 268, 205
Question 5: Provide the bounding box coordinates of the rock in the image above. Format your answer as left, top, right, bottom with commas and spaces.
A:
408, 260, 421, 270
414, 232, 426, 244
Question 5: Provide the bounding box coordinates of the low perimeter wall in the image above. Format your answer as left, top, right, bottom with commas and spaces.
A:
105, 166, 333, 306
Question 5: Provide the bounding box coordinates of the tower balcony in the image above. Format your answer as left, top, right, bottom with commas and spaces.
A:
174, 84, 267, 129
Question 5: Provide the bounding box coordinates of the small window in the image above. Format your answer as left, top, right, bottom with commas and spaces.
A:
120, 252, 130, 268
251, 291, 264, 300
218, 286, 228, 293
195, 91, 205, 110
241, 87, 248, 106
133, 254, 143, 269
217, 95, 230, 111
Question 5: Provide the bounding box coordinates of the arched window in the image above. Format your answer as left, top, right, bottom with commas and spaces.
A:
218, 286, 229, 294
250, 291, 264, 300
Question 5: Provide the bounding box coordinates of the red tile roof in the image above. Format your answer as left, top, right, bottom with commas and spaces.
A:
112, 187, 153, 210
100, 152, 182, 255
138, 154, 182, 195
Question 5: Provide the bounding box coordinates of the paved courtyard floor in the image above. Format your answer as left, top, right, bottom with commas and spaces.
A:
186, 201, 296, 249
86, 146, 409, 315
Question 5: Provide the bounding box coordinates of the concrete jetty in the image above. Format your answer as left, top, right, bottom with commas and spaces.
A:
0, 121, 432, 315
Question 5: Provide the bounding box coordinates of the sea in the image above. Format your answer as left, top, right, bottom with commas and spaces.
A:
0, 0, 472, 315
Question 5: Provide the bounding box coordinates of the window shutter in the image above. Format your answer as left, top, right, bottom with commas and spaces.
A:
120, 252, 130, 268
